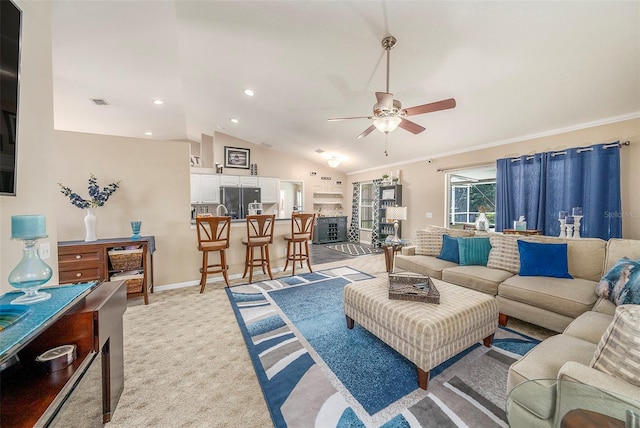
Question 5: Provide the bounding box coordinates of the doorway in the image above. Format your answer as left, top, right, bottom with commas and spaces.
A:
279, 180, 304, 218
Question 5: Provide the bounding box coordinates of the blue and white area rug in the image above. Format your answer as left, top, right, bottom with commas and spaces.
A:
226, 267, 539, 428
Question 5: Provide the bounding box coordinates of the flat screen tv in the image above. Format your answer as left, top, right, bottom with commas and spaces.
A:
0, 0, 21, 196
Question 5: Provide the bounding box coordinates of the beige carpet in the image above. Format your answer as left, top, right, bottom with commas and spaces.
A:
108, 254, 553, 427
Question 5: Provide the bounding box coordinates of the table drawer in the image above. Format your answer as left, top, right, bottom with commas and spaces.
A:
58, 248, 102, 264
59, 267, 102, 283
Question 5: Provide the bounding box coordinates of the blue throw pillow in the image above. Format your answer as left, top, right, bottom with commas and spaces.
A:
457, 237, 491, 266
596, 258, 640, 305
517, 240, 573, 279
437, 235, 459, 263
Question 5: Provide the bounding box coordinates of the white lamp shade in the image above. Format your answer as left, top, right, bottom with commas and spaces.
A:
373, 116, 402, 134
386, 206, 407, 221
327, 157, 340, 168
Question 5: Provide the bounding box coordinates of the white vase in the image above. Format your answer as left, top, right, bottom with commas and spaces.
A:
84, 208, 97, 242
475, 212, 489, 231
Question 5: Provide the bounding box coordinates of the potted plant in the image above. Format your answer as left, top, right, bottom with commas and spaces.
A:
382, 174, 390, 185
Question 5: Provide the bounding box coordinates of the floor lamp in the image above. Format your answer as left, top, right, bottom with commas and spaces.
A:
385, 206, 407, 244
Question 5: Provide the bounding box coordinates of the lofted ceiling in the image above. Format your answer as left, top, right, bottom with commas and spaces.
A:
50, 1, 640, 173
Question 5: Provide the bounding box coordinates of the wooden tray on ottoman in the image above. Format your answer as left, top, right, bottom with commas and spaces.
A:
388, 272, 440, 304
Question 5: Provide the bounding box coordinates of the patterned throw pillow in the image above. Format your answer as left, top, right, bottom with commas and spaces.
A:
487, 234, 520, 273
595, 258, 640, 305
590, 305, 640, 388
457, 237, 492, 266
414, 229, 446, 256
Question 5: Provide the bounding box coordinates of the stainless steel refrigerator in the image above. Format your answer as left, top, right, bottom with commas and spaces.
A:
220, 186, 261, 219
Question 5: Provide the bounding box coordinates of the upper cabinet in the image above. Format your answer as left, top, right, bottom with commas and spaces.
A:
259, 177, 279, 203
239, 176, 259, 187
219, 175, 239, 186
190, 174, 220, 204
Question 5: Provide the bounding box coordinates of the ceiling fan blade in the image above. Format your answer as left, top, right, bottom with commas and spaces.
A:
402, 98, 456, 116
398, 118, 426, 135
356, 124, 377, 139
328, 116, 373, 122
375, 92, 394, 111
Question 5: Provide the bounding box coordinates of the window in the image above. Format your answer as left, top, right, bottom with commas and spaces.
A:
447, 167, 496, 228
360, 182, 374, 230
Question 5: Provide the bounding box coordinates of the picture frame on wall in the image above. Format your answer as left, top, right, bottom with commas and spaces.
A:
224, 146, 250, 169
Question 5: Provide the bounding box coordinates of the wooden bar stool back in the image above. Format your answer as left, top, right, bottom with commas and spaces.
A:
283, 213, 316, 276
196, 216, 231, 292
242, 214, 276, 283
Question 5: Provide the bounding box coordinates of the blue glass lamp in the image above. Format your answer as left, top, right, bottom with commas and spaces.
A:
8, 215, 53, 305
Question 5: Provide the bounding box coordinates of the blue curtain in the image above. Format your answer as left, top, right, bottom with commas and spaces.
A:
544, 143, 621, 239
496, 142, 621, 239
495, 153, 546, 232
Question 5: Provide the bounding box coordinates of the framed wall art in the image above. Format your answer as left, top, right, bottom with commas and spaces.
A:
224, 146, 250, 169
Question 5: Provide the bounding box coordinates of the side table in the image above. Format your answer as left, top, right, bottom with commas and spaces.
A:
382, 239, 411, 273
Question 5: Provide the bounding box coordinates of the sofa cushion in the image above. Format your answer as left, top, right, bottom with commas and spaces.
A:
414, 228, 474, 256
457, 237, 491, 266
507, 334, 597, 418
590, 305, 640, 388
563, 311, 614, 344
393, 255, 457, 280
517, 240, 572, 279
442, 265, 514, 295
499, 275, 598, 318
595, 257, 640, 305
525, 236, 606, 281
437, 235, 459, 263
487, 234, 520, 274
604, 238, 640, 272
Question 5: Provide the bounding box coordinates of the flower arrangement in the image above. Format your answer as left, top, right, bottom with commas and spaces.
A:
58, 174, 121, 209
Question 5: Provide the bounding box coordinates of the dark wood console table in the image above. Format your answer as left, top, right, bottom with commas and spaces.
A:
0, 281, 126, 426
58, 236, 155, 304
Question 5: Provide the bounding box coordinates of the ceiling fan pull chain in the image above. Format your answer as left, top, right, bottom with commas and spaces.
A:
385, 136, 389, 156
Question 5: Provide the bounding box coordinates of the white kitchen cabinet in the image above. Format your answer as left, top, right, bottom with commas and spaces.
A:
240, 176, 259, 187
220, 175, 239, 186
259, 177, 279, 203
191, 173, 220, 204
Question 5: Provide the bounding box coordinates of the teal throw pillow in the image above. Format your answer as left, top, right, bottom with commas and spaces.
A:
437, 235, 459, 263
517, 240, 573, 279
596, 258, 640, 305
457, 237, 491, 266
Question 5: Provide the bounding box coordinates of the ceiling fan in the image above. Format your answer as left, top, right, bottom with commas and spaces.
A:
329, 35, 456, 139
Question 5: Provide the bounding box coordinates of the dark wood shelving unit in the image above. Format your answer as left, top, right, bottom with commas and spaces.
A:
378, 184, 403, 245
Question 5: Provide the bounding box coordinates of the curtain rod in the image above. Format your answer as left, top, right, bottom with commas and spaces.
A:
437, 141, 630, 172
512, 141, 630, 161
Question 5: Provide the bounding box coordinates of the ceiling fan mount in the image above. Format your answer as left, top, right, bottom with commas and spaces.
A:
329, 34, 456, 139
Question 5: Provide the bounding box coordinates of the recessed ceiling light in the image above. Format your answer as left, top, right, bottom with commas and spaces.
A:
144, 131, 153, 136
243, 89, 254, 97
152, 99, 164, 105
230, 118, 239, 124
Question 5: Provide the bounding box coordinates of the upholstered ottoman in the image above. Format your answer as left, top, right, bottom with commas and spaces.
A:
344, 276, 498, 389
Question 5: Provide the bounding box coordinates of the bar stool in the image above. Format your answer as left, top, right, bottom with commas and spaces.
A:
242, 214, 276, 283
283, 213, 316, 276
196, 216, 231, 292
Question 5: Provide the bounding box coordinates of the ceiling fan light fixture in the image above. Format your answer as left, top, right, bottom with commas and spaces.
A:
373, 116, 402, 134
327, 156, 340, 168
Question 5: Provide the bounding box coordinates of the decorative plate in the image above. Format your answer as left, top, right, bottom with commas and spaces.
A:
0, 304, 33, 332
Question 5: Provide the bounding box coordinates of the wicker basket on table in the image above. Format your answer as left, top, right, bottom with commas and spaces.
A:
388, 272, 440, 304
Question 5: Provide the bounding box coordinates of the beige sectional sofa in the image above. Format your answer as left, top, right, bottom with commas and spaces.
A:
396, 229, 640, 425
395, 229, 640, 333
